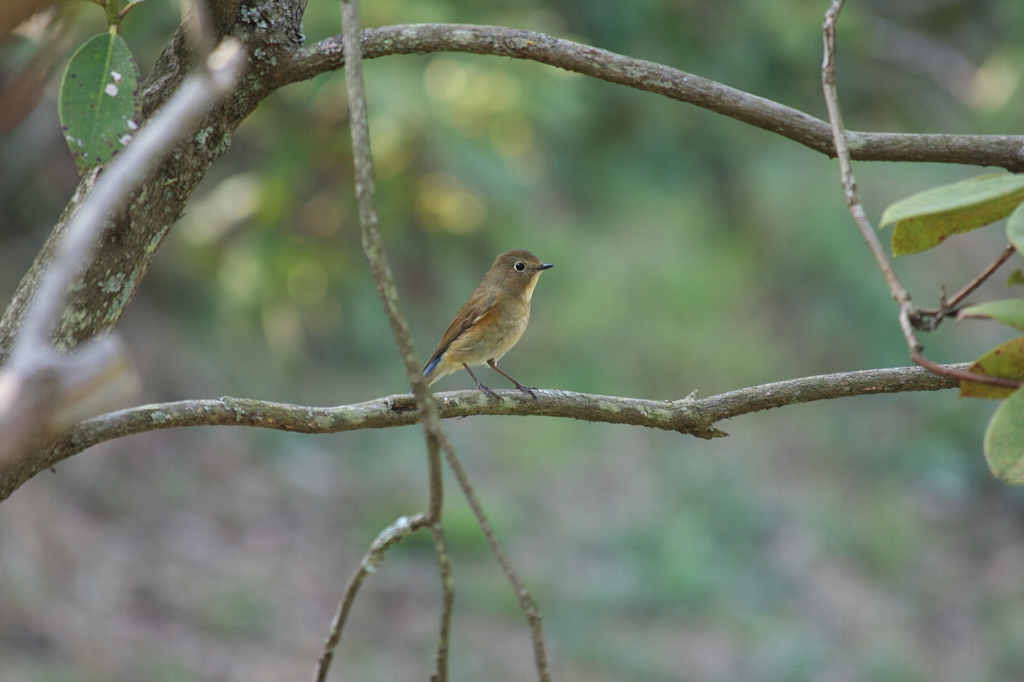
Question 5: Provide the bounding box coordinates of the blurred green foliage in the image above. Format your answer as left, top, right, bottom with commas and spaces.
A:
5, 0, 1024, 681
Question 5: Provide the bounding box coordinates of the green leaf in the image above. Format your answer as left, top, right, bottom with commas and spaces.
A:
879, 173, 1024, 256
58, 31, 140, 173
960, 335, 1024, 399
958, 299, 1024, 331
1008, 202, 1024, 253
1008, 270, 1024, 286
984, 387, 1024, 485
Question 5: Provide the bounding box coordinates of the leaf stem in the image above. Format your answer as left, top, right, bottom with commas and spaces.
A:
916, 244, 1017, 330
105, 0, 120, 28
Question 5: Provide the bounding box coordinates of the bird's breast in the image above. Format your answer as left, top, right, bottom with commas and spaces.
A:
447, 297, 530, 364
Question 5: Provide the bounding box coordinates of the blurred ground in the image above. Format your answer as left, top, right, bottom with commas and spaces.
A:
4, 1, 1024, 681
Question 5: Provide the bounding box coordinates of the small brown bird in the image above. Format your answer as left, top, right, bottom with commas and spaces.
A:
423, 250, 553, 398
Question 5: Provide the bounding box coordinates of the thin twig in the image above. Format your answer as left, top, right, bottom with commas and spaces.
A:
437, 441, 551, 682
945, 244, 1017, 309
341, 0, 552, 674
821, 1, 913, 319
917, 244, 1017, 329
338, 0, 451, 500
430, 522, 454, 682
313, 447, 451, 682
911, 352, 1022, 389
338, 3, 474, 681
314, 513, 429, 682
425, 432, 452, 682
425, 429, 444, 522
340, 0, 424, 392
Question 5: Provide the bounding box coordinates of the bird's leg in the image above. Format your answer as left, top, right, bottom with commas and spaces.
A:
487, 360, 537, 399
463, 363, 502, 400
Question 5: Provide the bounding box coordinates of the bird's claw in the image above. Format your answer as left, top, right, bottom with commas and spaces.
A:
477, 384, 503, 401
515, 384, 539, 400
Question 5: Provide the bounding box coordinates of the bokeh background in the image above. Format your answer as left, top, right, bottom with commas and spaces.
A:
4, 0, 1024, 680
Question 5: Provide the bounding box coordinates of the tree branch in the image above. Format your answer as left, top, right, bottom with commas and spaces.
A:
821, 1, 912, 316
329, 3, 462, 680
0, 3, 307, 368
339, 2, 552, 678
430, 521, 454, 682
820, 1, 1022, 392
285, 23, 1024, 171
919, 244, 1017, 329
437, 436, 551, 680
0, 38, 246, 465
314, 513, 429, 682
0, 364, 959, 503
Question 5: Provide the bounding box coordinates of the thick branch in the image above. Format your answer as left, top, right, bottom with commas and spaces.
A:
0, 1, 308, 368
0, 0, 307, 500
0, 364, 959, 501
0, 39, 246, 465
286, 24, 1024, 171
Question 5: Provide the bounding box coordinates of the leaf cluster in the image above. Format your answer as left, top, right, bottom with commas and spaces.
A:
881, 174, 1024, 482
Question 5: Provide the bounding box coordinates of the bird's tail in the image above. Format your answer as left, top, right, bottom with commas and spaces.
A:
418, 355, 445, 390
423, 355, 442, 382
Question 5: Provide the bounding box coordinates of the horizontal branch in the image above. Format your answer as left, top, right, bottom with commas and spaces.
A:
12, 365, 957, 483
285, 24, 1024, 171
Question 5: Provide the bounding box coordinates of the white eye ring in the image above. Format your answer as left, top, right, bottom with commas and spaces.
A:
515, 262, 526, 271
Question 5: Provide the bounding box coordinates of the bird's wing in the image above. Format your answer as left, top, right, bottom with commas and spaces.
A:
424, 290, 497, 373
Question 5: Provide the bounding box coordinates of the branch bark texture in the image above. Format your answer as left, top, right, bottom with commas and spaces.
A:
0, 364, 961, 503
0, 38, 246, 465
288, 24, 1024, 171
0, 0, 308, 367
0, 0, 307, 497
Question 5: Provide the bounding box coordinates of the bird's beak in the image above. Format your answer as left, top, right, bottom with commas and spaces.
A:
538, 263, 554, 271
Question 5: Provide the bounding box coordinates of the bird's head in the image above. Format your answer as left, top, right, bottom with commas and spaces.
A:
486, 250, 553, 300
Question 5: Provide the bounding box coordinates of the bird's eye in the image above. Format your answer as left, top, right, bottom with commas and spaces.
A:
515, 262, 526, 271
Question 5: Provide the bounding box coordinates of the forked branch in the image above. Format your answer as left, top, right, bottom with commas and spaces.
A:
328, 0, 551, 679
820, 0, 1021, 391
314, 513, 430, 682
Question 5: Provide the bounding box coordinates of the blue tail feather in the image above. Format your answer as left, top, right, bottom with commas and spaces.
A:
424, 354, 442, 378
